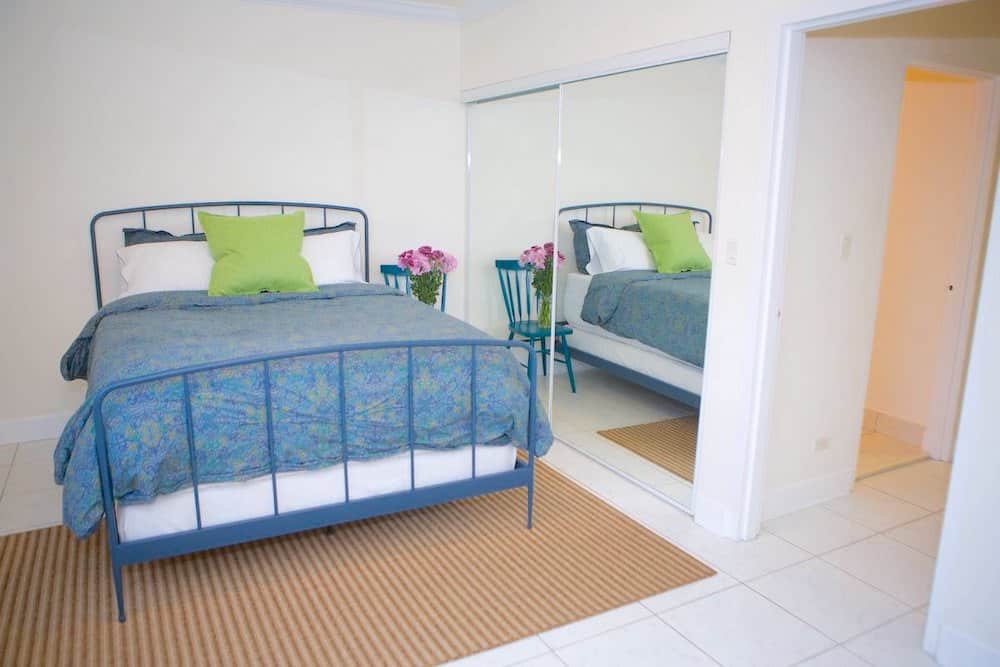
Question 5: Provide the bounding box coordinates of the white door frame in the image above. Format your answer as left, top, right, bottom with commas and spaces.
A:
743, 0, 970, 536
922, 70, 1000, 461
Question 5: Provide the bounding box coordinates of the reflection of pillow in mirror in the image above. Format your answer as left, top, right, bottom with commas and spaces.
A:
634, 210, 711, 274
585, 226, 656, 274
568, 219, 639, 273
696, 232, 714, 260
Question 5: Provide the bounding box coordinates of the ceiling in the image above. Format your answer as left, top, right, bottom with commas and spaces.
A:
278, 0, 515, 22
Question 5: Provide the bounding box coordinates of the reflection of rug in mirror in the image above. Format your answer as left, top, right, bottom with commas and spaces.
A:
0, 462, 713, 667
599, 415, 698, 483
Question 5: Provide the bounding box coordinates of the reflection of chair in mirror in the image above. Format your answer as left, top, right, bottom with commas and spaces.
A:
495, 259, 577, 393
380, 264, 448, 312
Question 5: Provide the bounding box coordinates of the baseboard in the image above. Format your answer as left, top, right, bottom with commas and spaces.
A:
862, 408, 878, 433
0, 412, 73, 446
763, 467, 856, 520
935, 624, 1000, 666
865, 409, 925, 448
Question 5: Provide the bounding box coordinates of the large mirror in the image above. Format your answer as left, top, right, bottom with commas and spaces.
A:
551, 55, 727, 509
467, 89, 560, 375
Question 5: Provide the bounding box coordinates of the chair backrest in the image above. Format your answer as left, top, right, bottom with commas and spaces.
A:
379, 263, 447, 312
495, 259, 536, 325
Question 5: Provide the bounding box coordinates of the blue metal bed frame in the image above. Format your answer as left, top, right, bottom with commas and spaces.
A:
90, 200, 371, 309
558, 201, 712, 409
88, 202, 539, 622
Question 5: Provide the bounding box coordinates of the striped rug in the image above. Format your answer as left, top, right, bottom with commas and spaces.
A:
599, 416, 699, 482
0, 463, 712, 666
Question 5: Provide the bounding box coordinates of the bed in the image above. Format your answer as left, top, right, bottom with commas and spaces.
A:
58, 201, 551, 621
558, 202, 713, 407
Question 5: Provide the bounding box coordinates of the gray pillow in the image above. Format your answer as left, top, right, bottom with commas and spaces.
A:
123, 221, 356, 246
568, 219, 640, 273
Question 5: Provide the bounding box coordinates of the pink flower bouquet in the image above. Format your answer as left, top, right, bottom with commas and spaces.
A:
397, 245, 458, 305
518, 242, 565, 327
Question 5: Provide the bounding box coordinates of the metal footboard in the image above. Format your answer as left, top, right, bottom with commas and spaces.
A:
91, 338, 538, 622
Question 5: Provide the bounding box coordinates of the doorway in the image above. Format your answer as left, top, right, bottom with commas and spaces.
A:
859, 65, 997, 479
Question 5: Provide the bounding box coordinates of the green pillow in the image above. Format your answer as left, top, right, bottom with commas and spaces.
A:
634, 210, 712, 274
199, 211, 317, 296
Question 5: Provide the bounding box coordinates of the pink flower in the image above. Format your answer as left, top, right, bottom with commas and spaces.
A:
398, 245, 457, 276
440, 253, 458, 273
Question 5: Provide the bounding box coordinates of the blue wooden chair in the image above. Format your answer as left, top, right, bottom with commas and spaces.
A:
380, 264, 447, 312
495, 259, 576, 393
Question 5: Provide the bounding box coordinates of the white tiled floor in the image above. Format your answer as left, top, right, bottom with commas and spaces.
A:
543, 365, 697, 509
0, 436, 949, 666
855, 432, 927, 479
446, 451, 949, 667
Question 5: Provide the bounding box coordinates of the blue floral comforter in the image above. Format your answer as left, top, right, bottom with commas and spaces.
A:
580, 270, 710, 367
56, 284, 552, 538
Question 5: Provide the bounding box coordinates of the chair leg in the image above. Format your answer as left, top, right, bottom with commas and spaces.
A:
561, 334, 577, 393
539, 338, 548, 376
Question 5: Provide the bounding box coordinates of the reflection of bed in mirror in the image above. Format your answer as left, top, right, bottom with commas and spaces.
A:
558, 202, 713, 408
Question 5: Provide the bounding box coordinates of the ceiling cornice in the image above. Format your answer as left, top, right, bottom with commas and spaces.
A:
264, 0, 459, 22
260, 0, 514, 23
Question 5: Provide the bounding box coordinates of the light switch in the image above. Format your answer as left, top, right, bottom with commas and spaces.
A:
840, 234, 852, 260
725, 239, 738, 266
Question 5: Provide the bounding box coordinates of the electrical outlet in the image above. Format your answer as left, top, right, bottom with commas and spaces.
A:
814, 437, 832, 452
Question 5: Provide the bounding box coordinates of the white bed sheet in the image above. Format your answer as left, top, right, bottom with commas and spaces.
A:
119, 444, 516, 542
562, 272, 702, 396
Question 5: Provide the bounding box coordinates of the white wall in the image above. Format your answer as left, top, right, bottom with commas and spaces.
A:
865, 73, 987, 441
461, 0, 1000, 538
764, 11, 1000, 519
924, 171, 1000, 666
0, 0, 464, 439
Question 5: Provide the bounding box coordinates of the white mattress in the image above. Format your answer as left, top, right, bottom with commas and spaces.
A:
562, 272, 702, 396
119, 444, 516, 542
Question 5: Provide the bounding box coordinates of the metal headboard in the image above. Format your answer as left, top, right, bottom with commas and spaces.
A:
90, 200, 370, 308
559, 201, 713, 233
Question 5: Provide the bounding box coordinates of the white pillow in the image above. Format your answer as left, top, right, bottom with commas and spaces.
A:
585, 226, 656, 274
116, 241, 214, 300
696, 232, 714, 260
301, 229, 363, 285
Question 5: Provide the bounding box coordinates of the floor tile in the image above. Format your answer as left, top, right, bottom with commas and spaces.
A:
641, 572, 738, 614
444, 636, 551, 667
764, 505, 873, 555
557, 617, 715, 667
861, 461, 951, 511
823, 485, 929, 532
856, 433, 926, 479
0, 443, 16, 467
663, 586, 833, 666
844, 612, 937, 666
797, 646, 871, 667
670, 527, 810, 581
539, 603, 650, 649
512, 654, 564, 667
822, 535, 936, 607
885, 513, 943, 558
0, 486, 63, 535
748, 559, 908, 642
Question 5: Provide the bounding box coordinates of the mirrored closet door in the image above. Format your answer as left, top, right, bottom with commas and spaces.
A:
550, 55, 727, 509
467, 89, 560, 379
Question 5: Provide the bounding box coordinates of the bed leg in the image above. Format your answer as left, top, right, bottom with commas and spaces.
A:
526, 479, 535, 529
112, 562, 126, 622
